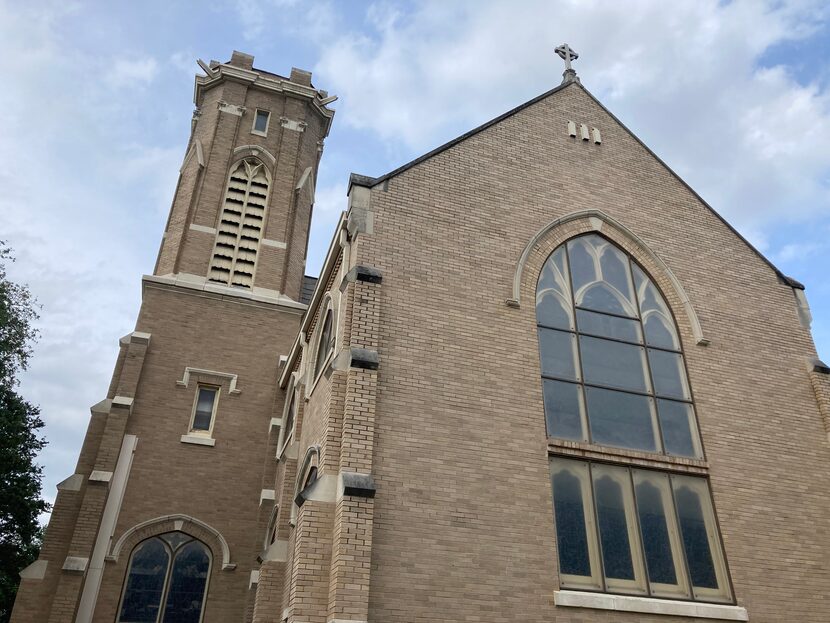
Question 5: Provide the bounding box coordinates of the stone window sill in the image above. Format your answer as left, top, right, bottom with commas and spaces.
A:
554, 590, 748, 621
180, 434, 216, 447
549, 438, 709, 474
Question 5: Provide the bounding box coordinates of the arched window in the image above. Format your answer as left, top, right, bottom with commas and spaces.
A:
312, 307, 333, 382
117, 532, 210, 623
263, 505, 280, 550
536, 233, 700, 458
277, 379, 298, 458
539, 234, 732, 604
208, 158, 270, 289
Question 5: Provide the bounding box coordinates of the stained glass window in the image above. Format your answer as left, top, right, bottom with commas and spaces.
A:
118, 532, 210, 623
550, 458, 731, 602
536, 234, 701, 459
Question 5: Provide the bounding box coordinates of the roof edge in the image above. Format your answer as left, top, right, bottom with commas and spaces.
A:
365, 80, 576, 189
573, 83, 804, 291
354, 78, 803, 291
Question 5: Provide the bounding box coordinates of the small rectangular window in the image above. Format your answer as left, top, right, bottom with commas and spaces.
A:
253, 110, 270, 135
191, 387, 218, 433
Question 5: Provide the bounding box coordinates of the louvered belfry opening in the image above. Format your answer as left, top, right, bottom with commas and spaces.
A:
209, 158, 270, 288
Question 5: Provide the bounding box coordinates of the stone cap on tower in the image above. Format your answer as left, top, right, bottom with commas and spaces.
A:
194, 51, 336, 131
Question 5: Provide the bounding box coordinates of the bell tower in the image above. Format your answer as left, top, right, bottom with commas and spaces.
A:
11, 52, 334, 623
154, 50, 334, 302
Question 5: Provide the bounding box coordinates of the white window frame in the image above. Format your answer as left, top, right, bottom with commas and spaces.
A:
251, 109, 270, 137
188, 385, 220, 438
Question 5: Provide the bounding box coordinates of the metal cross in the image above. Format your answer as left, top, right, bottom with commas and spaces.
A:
555, 43, 579, 71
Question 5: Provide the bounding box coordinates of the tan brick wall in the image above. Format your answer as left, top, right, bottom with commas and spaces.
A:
809, 368, 830, 435
85, 285, 304, 623
351, 83, 830, 622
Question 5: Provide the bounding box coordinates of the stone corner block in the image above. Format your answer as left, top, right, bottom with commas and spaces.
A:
56, 473, 84, 492
347, 208, 374, 236
128, 331, 151, 345
19, 559, 48, 580
339, 265, 383, 291
90, 398, 113, 415
88, 470, 113, 483
350, 347, 379, 370
62, 556, 88, 573
111, 396, 135, 413
331, 347, 379, 372
339, 472, 376, 499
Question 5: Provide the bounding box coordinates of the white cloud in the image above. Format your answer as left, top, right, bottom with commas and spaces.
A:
234, 0, 300, 41
314, 0, 830, 234
106, 57, 159, 88
0, 2, 179, 517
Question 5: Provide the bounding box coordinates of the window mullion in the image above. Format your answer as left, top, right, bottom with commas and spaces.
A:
667, 474, 697, 603
629, 257, 665, 455
157, 543, 175, 623
627, 466, 654, 598
230, 176, 252, 282
564, 246, 590, 444
585, 461, 608, 592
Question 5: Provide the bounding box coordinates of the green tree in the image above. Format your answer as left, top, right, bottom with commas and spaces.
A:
0, 243, 48, 623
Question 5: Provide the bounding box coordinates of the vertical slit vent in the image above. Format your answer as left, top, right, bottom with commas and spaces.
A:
208, 158, 270, 288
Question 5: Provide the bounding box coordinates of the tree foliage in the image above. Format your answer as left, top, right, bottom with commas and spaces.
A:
0, 243, 47, 623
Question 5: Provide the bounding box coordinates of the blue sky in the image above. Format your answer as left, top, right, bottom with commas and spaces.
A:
2, 0, 829, 517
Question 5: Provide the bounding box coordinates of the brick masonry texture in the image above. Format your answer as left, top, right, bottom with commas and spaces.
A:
12, 59, 830, 623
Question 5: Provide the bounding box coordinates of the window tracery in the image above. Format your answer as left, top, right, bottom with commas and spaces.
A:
538, 233, 732, 604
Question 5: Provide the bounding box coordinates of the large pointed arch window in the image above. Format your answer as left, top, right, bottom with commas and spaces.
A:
208, 158, 270, 288
536, 233, 700, 458
117, 532, 211, 623
538, 234, 733, 605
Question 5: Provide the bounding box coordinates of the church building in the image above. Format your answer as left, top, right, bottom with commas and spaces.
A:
11, 48, 830, 623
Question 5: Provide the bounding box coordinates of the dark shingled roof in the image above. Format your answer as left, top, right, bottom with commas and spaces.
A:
300, 275, 319, 306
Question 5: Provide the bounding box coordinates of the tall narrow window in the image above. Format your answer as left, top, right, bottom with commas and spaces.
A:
536, 234, 701, 458
190, 386, 218, 435
208, 158, 270, 289
277, 385, 297, 457
313, 308, 333, 382
117, 532, 210, 623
